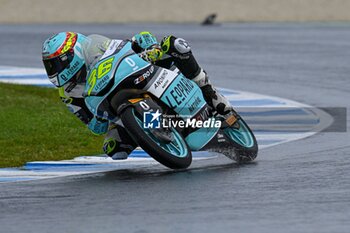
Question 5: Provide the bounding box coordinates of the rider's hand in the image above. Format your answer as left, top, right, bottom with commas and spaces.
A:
139, 44, 163, 63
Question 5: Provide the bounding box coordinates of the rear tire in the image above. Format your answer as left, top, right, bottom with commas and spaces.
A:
120, 106, 192, 169
223, 118, 258, 163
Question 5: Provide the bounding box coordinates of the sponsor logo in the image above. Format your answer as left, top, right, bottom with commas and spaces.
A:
95, 75, 110, 90
167, 77, 194, 106
147, 69, 177, 98
58, 60, 80, 82
217, 133, 226, 143
143, 110, 161, 129
154, 70, 168, 89
188, 96, 202, 113
134, 65, 155, 85
143, 111, 221, 129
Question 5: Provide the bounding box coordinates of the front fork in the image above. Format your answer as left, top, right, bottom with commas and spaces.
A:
118, 94, 175, 143
125, 94, 162, 117
117, 94, 160, 115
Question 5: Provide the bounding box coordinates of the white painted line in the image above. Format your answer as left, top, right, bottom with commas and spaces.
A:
0, 78, 52, 85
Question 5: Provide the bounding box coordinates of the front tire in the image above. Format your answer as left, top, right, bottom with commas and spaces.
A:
120, 106, 192, 169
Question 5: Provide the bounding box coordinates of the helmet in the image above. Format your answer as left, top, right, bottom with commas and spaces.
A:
132, 31, 158, 50
42, 32, 89, 87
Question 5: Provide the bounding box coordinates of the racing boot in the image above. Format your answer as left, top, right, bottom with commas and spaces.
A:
192, 69, 234, 116
103, 123, 137, 160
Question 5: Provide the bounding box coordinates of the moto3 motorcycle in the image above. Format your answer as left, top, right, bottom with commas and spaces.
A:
83, 35, 258, 169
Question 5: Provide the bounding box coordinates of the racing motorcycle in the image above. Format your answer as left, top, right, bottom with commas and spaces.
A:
83, 35, 258, 169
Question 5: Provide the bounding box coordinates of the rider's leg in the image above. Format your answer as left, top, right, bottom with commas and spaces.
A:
192, 69, 233, 115
160, 36, 233, 115
103, 121, 137, 160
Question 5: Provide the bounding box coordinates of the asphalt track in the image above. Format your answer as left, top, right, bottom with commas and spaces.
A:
0, 23, 349, 233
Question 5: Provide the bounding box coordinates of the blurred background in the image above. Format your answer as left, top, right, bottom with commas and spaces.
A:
1, 0, 350, 24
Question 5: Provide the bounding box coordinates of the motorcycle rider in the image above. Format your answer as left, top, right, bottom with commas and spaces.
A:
42, 31, 233, 160
131, 31, 232, 115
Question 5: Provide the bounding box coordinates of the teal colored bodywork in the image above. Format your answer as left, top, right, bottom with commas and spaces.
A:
84, 41, 219, 151
160, 74, 206, 118
84, 42, 149, 117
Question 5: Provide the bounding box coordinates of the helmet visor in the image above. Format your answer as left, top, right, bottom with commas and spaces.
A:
43, 49, 74, 77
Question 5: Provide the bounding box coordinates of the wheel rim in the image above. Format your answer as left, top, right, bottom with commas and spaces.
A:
224, 119, 255, 148
133, 109, 188, 158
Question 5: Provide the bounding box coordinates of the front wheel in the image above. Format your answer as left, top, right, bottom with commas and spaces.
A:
120, 106, 192, 169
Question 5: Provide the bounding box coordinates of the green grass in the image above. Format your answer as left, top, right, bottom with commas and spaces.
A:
0, 83, 104, 168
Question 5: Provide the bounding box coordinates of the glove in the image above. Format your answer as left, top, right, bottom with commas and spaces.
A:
88, 116, 109, 135
139, 44, 163, 63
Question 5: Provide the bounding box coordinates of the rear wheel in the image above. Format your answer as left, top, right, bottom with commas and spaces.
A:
120, 106, 192, 169
223, 118, 258, 162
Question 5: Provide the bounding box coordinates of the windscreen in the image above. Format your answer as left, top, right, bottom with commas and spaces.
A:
82, 34, 112, 71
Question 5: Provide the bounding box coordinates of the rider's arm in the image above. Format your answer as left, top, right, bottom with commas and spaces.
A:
160, 35, 200, 79
58, 87, 109, 135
